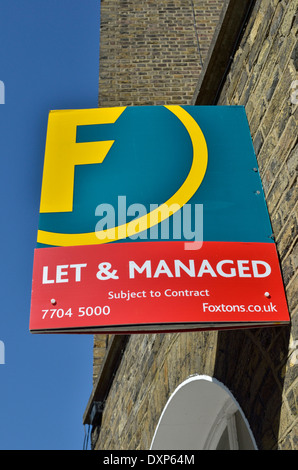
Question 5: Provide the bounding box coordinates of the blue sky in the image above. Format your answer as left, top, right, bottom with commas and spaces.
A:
0, 0, 100, 449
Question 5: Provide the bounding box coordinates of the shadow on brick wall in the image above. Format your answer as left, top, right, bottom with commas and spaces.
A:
213, 325, 291, 449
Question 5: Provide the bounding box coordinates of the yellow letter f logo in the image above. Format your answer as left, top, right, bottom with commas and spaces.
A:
38, 106, 207, 247
39, 107, 126, 213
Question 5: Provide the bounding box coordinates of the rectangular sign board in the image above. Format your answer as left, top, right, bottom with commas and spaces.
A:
30, 241, 289, 333
30, 106, 290, 333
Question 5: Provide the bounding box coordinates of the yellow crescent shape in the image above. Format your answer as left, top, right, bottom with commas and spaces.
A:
37, 105, 208, 246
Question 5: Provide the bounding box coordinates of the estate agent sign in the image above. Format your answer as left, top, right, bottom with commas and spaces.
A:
30, 106, 289, 333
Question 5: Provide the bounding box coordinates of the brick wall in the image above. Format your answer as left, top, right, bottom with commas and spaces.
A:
90, 0, 297, 450
98, 0, 223, 107
94, 332, 219, 449
217, 0, 297, 448
219, 0, 297, 317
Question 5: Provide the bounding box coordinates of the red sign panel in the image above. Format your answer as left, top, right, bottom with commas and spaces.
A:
30, 241, 289, 333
